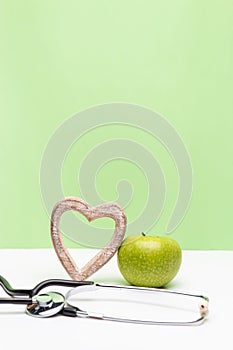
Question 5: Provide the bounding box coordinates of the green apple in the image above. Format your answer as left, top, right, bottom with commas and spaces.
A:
117, 233, 182, 287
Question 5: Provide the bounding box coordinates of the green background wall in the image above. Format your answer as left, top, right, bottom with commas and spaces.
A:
0, 1, 232, 249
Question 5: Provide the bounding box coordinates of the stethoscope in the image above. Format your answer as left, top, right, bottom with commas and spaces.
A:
0, 275, 209, 325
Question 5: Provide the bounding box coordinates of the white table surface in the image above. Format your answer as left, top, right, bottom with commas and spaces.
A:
0, 249, 232, 350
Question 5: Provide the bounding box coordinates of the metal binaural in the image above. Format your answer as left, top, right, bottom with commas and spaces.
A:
65, 283, 209, 326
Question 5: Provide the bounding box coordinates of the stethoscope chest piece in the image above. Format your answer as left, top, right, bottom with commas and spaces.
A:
26, 292, 65, 318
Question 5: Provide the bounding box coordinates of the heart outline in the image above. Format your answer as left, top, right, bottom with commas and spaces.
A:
50, 197, 127, 280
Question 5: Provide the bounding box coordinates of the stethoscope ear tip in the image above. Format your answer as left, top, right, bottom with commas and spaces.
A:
199, 299, 209, 317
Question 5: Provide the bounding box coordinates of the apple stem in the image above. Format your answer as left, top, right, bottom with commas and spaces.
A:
141, 232, 146, 236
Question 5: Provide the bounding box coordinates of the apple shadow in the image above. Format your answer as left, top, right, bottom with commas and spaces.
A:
93, 277, 130, 286
163, 279, 183, 290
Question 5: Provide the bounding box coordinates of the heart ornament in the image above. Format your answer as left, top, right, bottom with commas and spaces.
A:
50, 197, 127, 280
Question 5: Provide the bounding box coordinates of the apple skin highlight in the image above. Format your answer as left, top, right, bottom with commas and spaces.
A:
117, 234, 182, 288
